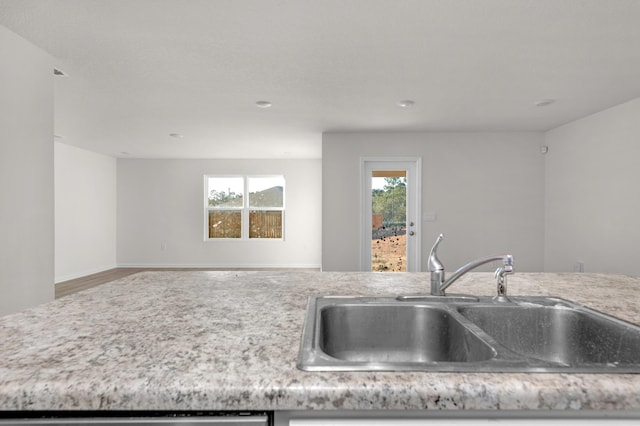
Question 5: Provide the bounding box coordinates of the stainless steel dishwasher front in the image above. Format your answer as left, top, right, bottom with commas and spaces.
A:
0, 413, 271, 426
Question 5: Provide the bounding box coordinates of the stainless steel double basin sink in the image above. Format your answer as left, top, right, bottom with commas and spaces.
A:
297, 295, 640, 373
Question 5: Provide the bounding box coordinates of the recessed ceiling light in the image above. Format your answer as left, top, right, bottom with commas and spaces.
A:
255, 101, 273, 108
397, 100, 415, 108
169, 133, 183, 139
534, 99, 555, 107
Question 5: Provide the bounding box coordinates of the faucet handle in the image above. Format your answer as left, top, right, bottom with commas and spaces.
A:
427, 233, 445, 272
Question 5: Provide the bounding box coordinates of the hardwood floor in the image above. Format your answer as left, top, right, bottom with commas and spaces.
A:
55, 267, 320, 299
55, 268, 145, 299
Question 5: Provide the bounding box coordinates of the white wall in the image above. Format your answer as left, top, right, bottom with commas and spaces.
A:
117, 158, 322, 268
0, 26, 54, 316
323, 132, 545, 272
544, 97, 640, 274
54, 142, 117, 282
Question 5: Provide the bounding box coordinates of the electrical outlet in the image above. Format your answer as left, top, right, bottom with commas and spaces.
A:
160, 242, 167, 251
574, 261, 584, 273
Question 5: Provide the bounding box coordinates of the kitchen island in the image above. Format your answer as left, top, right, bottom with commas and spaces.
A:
1, 271, 639, 420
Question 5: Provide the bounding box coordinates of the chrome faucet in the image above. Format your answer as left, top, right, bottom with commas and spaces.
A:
427, 233, 514, 297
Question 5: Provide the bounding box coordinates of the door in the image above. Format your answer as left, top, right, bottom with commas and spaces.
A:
361, 158, 421, 272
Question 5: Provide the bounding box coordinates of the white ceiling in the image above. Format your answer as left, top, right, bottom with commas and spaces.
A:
1, 0, 640, 159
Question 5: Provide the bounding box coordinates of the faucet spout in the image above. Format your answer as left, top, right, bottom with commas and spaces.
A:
440, 254, 513, 294
427, 233, 514, 296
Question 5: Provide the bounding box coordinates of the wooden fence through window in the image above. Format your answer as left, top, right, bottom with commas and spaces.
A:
250, 211, 282, 238
208, 210, 282, 239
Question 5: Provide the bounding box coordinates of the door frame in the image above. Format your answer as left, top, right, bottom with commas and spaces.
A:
360, 157, 422, 272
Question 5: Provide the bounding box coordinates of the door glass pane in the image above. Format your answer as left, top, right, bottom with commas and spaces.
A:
208, 210, 242, 238
371, 171, 407, 272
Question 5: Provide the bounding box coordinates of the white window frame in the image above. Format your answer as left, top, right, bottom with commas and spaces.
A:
204, 174, 285, 241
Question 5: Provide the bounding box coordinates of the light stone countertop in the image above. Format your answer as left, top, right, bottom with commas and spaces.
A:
1, 271, 640, 413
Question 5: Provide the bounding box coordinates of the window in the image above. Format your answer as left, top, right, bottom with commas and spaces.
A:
205, 175, 284, 240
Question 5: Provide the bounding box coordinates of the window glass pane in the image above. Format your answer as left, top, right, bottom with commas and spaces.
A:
249, 210, 282, 239
208, 210, 242, 238
249, 176, 284, 208
208, 177, 244, 208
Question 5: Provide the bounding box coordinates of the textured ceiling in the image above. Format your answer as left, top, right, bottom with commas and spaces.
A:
1, 0, 640, 159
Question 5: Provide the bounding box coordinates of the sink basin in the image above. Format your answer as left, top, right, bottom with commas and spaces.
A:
297, 296, 640, 372
319, 305, 495, 363
458, 304, 640, 366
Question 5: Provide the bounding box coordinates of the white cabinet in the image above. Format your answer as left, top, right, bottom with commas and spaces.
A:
280, 415, 640, 425
289, 420, 640, 425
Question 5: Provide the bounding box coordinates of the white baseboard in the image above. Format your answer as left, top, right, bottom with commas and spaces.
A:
115, 263, 322, 270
